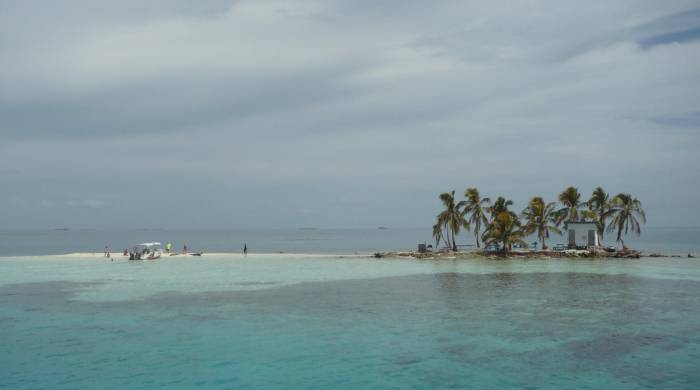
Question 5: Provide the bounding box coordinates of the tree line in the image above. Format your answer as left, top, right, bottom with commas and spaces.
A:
434, 187, 646, 255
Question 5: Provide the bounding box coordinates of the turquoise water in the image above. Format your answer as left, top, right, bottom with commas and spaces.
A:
2, 255, 700, 388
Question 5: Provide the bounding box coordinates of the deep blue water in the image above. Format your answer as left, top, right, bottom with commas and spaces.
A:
1, 226, 698, 256
2, 270, 699, 389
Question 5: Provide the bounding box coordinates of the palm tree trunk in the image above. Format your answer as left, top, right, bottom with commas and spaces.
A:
451, 229, 457, 251
445, 225, 451, 249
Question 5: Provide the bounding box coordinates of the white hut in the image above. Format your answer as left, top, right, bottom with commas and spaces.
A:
564, 221, 600, 248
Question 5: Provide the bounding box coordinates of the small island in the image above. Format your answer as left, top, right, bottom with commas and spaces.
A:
379, 186, 648, 259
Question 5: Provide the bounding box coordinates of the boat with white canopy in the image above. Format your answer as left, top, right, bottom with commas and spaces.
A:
129, 242, 162, 260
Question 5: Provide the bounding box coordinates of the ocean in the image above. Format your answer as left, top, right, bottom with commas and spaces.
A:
1, 228, 700, 388
1, 226, 699, 256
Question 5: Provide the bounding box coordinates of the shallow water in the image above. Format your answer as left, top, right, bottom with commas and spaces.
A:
2, 256, 700, 389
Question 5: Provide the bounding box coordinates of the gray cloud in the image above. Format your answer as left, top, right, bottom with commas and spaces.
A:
1, 0, 699, 229
640, 26, 700, 48
650, 111, 700, 128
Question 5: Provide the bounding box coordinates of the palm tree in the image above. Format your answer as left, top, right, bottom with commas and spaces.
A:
521, 197, 561, 250
437, 191, 469, 251
432, 224, 445, 249
483, 212, 526, 256
556, 186, 583, 225
606, 193, 646, 249
488, 196, 517, 221
588, 187, 611, 240
461, 188, 490, 248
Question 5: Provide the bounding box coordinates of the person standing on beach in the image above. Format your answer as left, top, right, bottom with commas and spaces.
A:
243, 243, 247, 256
166, 242, 172, 254
183, 243, 188, 254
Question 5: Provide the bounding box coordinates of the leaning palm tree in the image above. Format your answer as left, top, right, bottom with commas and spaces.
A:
437, 191, 469, 251
606, 193, 646, 249
461, 188, 490, 248
556, 186, 583, 225
588, 187, 611, 240
483, 212, 526, 256
521, 197, 562, 250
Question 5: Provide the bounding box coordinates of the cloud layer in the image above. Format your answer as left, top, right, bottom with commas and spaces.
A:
2, 0, 699, 228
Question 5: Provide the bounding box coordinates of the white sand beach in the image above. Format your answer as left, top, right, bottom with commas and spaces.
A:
1, 252, 371, 260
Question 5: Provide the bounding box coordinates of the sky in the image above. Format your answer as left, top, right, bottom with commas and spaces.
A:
1, 0, 700, 229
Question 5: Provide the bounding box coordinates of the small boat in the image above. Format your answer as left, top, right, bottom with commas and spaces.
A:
168, 251, 202, 257
129, 242, 163, 260
552, 244, 567, 251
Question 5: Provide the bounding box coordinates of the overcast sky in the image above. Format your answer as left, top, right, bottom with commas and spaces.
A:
1, 0, 699, 229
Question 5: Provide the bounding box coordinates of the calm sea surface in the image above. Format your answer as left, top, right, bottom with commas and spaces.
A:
1, 227, 699, 256
1, 229, 700, 388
